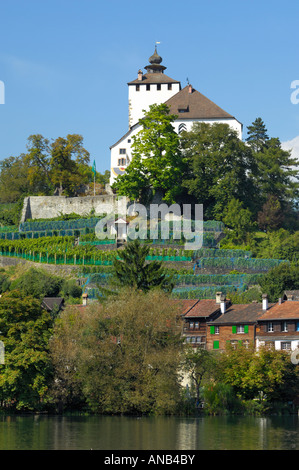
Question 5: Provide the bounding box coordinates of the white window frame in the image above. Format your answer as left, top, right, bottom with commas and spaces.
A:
282, 321, 288, 332
267, 322, 274, 332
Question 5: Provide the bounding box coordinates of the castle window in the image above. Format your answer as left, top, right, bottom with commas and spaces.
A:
157, 84, 161, 91
168, 83, 172, 90
118, 158, 126, 166
119, 149, 126, 154
146, 84, 150, 91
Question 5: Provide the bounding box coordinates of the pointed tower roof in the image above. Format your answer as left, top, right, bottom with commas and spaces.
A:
144, 45, 167, 74
128, 46, 180, 85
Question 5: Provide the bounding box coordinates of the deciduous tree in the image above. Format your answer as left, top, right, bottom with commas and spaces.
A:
181, 122, 257, 219
112, 104, 186, 204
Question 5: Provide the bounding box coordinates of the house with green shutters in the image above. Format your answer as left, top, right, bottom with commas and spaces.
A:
205, 295, 272, 351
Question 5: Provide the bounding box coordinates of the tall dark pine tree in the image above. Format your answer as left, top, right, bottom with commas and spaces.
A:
246, 117, 269, 152
112, 240, 174, 293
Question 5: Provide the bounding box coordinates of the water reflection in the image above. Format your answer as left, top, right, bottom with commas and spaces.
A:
0, 415, 298, 450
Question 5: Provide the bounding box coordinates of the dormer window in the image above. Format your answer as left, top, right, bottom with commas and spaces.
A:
178, 105, 189, 113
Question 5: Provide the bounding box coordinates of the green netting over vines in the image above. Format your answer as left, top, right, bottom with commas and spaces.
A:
171, 285, 245, 299
20, 217, 103, 232
193, 257, 286, 271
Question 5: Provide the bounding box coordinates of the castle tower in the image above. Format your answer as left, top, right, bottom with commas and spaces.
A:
127, 46, 181, 128
110, 47, 242, 185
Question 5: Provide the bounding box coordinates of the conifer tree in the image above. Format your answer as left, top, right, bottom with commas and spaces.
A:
112, 240, 174, 293
246, 117, 269, 152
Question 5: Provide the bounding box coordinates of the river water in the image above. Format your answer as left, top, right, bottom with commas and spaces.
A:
0, 414, 298, 450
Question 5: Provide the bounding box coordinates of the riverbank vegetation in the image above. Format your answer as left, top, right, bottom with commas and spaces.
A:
0, 252, 298, 416
0, 286, 298, 416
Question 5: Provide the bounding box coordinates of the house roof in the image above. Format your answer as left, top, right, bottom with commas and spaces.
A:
42, 297, 64, 312
181, 299, 225, 318
128, 73, 180, 85
257, 300, 299, 320
164, 85, 237, 121
208, 303, 273, 325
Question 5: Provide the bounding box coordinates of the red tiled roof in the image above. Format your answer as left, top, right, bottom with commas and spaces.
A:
182, 299, 223, 318
258, 300, 299, 320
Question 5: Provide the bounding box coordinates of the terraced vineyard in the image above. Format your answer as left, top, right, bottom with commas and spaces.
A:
0, 218, 288, 300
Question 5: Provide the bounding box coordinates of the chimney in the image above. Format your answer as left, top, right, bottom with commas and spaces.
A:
216, 292, 222, 304
138, 69, 143, 81
82, 293, 88, 306
188, 84, 192, 94
279, 298, 282, 305
262, 294, 268, 311
220, 294, 226, 314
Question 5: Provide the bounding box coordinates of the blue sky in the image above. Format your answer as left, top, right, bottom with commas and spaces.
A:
0, 0, 299, 174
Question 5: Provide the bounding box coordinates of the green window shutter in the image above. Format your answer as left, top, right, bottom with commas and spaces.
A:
213, 340, 219, 350
232, 325, 237, 334
244, 325, 249, 334
210, 325, 215, 335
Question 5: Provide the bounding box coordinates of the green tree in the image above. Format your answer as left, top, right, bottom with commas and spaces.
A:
182, 347, 216, 407
0, 133, 94, 202
218, 343, 298, 404
252, 228, 299, 261
112, 104, 186, 204
25, 134, 53, 195
218, 343, 298, 403
112, 240, 174, 293
49, 134, 90, 196
257, 195, 284, 232
258, 262, 299, 302
246, 117, 269, 152
181, 122, 257, 219
253, 137, 299, 211
0, 290, 53, 411
50, 289, 184, 414
222, 198, 255, 245
11, 267, 63, 299
0, 155, 31, 203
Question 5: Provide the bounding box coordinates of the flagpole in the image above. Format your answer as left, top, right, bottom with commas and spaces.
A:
92, 159, 96, 196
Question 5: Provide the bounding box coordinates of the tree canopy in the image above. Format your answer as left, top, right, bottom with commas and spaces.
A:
112, 240, 174, 293
180, 122, 258, 219
0, 133, 109, 205
112, 103, 187, 204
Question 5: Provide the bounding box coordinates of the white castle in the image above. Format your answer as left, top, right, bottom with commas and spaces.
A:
110, 46, 242, 185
